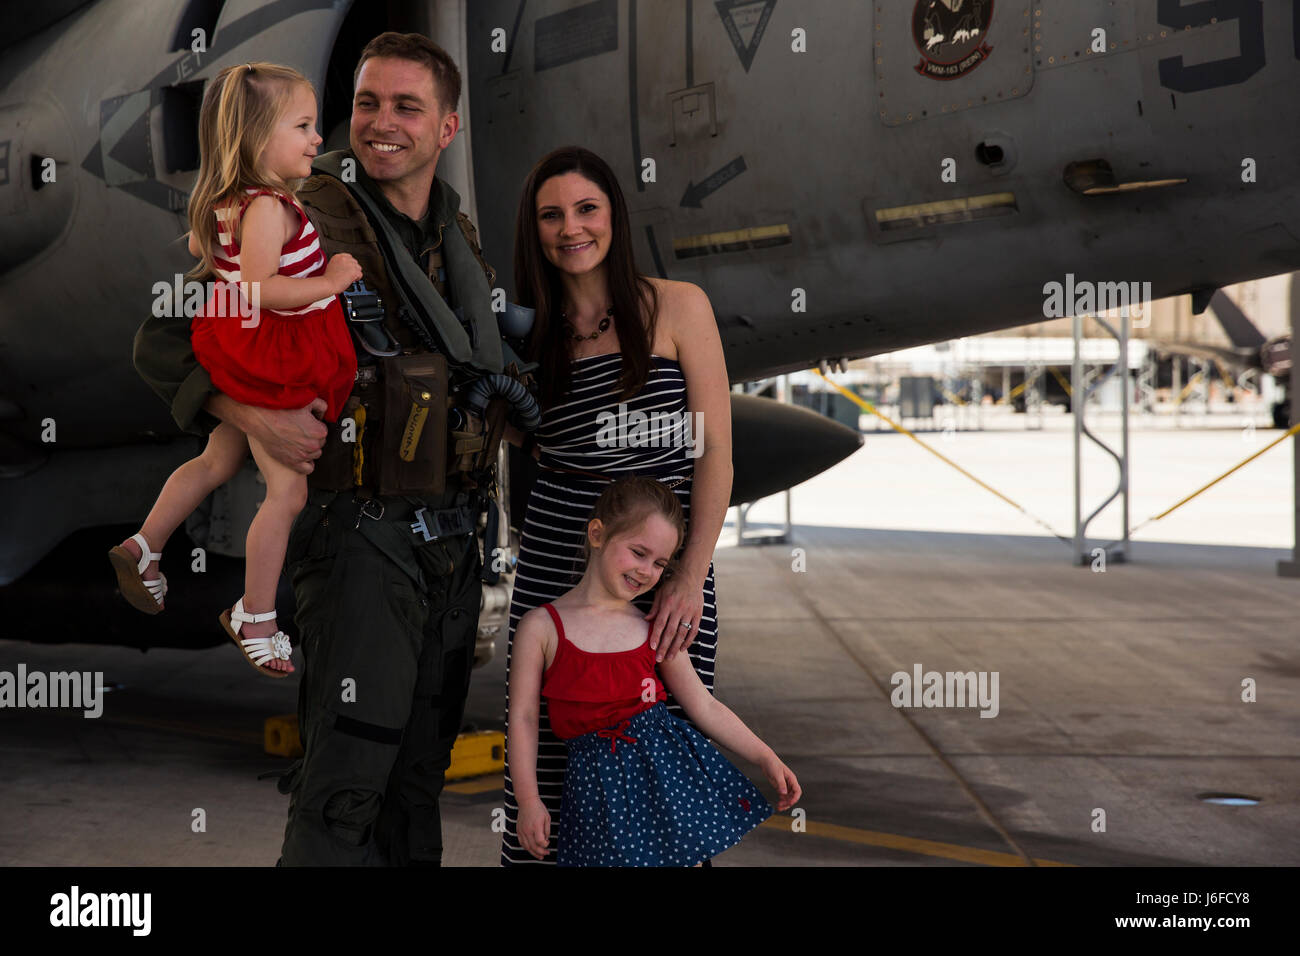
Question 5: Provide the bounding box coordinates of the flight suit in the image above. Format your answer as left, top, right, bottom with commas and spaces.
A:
278, 488, 480, 865
132, 152, 509, 865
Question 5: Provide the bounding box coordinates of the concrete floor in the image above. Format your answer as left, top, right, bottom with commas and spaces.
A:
2, 423, 1298, 866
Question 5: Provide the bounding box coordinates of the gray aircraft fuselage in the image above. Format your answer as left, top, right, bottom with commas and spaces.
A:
0, 0, 1297, 602
465, 0, 1300, 383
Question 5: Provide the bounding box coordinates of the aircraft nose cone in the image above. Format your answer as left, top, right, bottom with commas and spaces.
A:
730, 394, 863, 506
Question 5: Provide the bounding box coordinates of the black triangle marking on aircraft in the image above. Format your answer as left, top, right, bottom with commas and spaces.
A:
105, 93, 155, 181
118, 178, 191, 214
80, 139, 103, 181
78, 0, 337, 212
99, 92, 131, 129
140, 0, 338, 91
715, 0, 776, 72
681, 155, 747, 207
85, 90, 155, 188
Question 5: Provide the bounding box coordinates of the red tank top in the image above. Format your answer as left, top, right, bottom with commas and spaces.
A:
539, 603, 667, 740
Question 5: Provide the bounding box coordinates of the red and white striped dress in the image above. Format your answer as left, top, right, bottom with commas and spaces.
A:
191, 188, 356, 422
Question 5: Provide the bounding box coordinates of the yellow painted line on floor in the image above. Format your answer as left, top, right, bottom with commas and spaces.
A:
757, 817, 1074, 867
81, 716, 1078, 865
437, 775, 1073, 865
445, 773, 505, 795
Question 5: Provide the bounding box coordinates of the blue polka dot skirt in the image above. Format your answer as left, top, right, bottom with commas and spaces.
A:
556, 702, 773, 866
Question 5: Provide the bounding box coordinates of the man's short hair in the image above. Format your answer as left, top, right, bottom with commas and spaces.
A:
353, 32, 462, 112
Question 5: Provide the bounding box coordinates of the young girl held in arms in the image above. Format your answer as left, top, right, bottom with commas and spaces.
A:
108, 62, 361, 676
509, 477, 802, 865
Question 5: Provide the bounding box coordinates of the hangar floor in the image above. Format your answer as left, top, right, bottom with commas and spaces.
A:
2, 421, 1297, 866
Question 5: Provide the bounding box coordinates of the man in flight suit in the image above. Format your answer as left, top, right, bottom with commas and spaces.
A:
133, 32, 519, 865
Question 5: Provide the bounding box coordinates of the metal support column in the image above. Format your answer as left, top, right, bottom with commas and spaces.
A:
1072, 312, 1131, 566
1025, 363, 1044, 430
1137, 349, 1157, 414
1279, 273, 1300, 577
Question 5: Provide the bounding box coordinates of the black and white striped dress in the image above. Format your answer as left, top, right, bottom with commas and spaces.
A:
500, 352, 719, 866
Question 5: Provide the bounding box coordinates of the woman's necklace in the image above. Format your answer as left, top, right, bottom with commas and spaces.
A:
562, 306, 613, 341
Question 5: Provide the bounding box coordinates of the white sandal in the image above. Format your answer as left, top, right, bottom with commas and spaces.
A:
219, 599, 293, 679
108, 532, 168, 615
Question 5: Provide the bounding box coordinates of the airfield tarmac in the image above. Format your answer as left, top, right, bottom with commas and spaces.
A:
2, 410, 1298, 866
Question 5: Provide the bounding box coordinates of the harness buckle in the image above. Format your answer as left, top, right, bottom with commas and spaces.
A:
354, 497, 386, 530
410, 505, 471, 542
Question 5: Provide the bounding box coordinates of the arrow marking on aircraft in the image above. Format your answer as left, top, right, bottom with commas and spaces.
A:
680, 155, 747, 207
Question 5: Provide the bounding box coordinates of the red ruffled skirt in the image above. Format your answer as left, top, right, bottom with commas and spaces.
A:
191, 295, 356, 422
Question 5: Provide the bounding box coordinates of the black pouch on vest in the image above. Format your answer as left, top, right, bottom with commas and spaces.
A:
309, 395, 361, 491
376, 353, 448, 496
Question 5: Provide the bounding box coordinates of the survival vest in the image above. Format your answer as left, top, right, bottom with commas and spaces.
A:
296, 150, 534, 499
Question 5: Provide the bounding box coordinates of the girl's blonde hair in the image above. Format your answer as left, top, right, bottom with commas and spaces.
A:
577, 477, 686, 580
186, 62, 313, 279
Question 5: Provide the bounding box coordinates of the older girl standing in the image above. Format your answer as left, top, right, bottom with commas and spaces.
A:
500, 147, 732, 865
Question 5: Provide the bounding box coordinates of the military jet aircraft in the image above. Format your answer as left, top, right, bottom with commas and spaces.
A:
2, 0, 1298, 649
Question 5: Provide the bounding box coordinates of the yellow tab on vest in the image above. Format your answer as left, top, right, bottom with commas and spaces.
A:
352, 404, 367, 487
400, 404, 429, 462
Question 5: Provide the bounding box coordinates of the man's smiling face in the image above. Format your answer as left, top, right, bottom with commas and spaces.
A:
349, 55, 456, 187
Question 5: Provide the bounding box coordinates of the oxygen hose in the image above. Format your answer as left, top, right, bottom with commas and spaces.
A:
465, 374, 542, 432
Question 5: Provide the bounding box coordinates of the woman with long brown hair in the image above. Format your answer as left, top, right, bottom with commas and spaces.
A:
500, 146, 733, 865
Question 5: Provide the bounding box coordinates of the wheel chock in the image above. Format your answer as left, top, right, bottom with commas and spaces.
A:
446, 730, 505, 781
263, 716, 504, 780
264, 714, 303, 757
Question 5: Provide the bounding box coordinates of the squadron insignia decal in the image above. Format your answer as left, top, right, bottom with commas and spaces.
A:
912, 0, 994, 80
716, 0, 776, 73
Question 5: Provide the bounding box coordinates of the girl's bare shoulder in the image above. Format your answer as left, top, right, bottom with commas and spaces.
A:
518, 604, 558, 636
240, 191, 298, 244
517, 605, 561, 665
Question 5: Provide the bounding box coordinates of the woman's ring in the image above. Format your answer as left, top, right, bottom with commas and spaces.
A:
678, 621, 693, 630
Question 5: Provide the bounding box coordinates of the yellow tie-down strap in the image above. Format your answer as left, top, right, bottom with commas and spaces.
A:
816, 369, 1300, 542
351, 403, 367, 488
